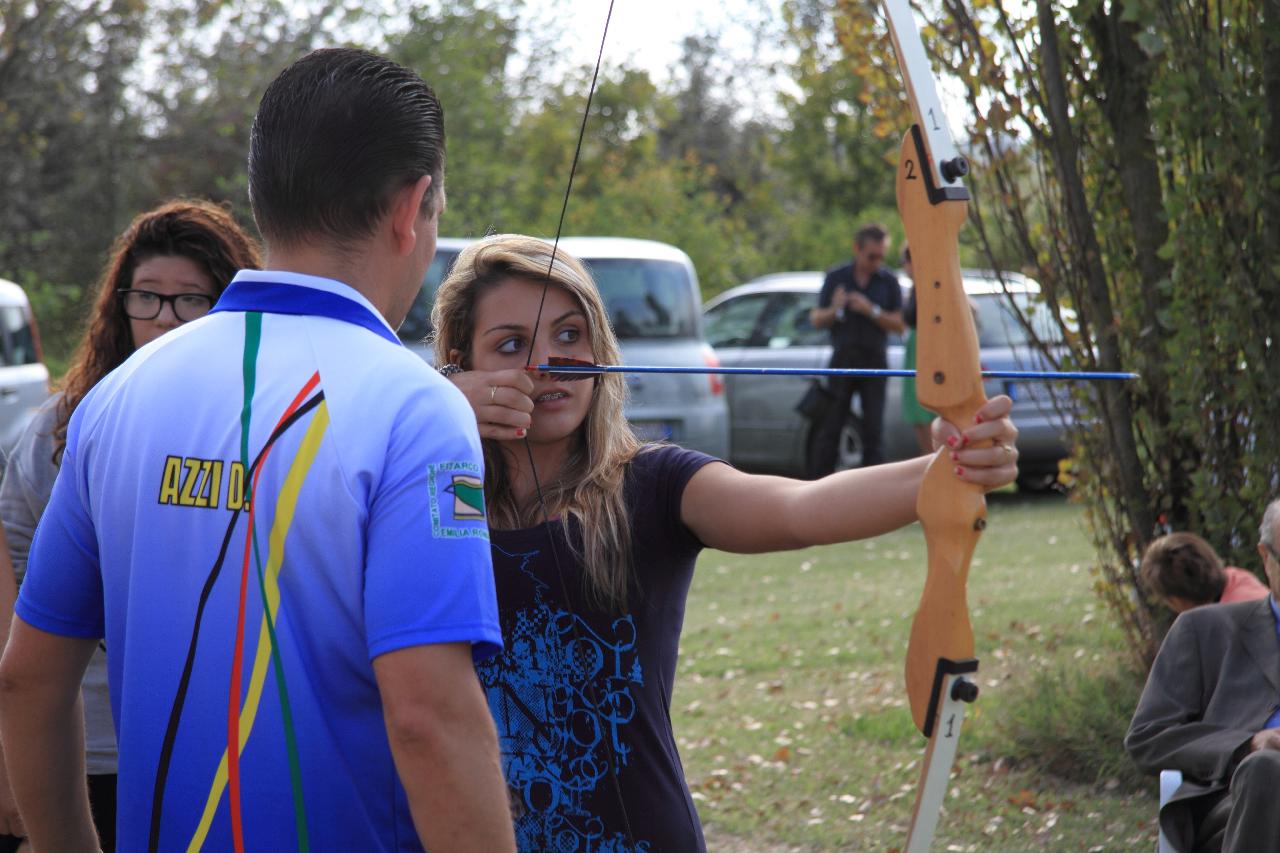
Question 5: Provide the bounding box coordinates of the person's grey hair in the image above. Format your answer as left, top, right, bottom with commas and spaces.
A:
1260, 499, 1280, 551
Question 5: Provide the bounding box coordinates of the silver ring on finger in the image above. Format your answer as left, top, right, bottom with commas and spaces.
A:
489, 385, 498, 403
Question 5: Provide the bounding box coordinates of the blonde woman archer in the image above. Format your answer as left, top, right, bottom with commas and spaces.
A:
431, 233, 1020, 851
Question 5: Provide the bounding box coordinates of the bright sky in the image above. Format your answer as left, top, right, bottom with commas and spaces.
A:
519, 0, 966, 137
524, 0, 785, 86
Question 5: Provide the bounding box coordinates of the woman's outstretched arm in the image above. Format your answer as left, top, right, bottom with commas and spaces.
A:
681, 396, 1019, 554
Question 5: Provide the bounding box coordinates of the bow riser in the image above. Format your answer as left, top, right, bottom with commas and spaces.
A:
896, 127, 989, 736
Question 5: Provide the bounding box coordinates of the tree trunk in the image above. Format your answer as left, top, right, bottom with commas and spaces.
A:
1034, 0, 1152, 545
1263, 0, 1280, 426
1265, 0, 1280, 261
1084, 4, 1202, 532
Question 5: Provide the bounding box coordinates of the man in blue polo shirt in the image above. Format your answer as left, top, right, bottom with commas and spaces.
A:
0, 49, 515, 852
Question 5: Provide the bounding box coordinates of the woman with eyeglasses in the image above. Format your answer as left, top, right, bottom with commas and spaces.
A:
0, 199, 260, 851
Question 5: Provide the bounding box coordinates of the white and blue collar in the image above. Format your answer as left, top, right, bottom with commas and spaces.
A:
212, 270, 400, 346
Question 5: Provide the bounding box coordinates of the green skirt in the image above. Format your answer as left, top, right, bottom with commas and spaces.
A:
902, 329, 933, 425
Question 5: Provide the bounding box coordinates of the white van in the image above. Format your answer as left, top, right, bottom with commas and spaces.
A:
0, 278, 51, 454
398, 237, 730, 460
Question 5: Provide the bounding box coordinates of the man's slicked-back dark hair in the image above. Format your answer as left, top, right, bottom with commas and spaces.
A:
249, 48, 445, 248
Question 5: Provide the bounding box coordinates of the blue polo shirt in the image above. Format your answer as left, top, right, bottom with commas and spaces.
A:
17, 270, 501, 851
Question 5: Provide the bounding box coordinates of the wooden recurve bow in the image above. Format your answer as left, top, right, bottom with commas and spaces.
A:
881, 1, 986, 849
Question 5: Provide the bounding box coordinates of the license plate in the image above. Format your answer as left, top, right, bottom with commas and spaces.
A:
631, 420, 676, 441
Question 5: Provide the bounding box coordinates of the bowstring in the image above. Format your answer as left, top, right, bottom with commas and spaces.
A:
523, 0, 615, 366
518, 1, 638, 847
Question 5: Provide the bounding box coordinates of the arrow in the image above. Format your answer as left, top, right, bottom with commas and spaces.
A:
530, 357, 1137, 382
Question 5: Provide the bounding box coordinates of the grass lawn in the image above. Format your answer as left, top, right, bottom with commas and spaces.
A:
674, 491, 1157, 851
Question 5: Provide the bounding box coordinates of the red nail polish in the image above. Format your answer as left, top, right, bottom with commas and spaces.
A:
955, 466, 965, 476
946, 436, 957, 448
974, 414, 984, 424
515, 428, 527, 438
950, 452, 958, 462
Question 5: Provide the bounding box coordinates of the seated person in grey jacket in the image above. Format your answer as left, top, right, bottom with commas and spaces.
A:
1126, 499, 1280, 853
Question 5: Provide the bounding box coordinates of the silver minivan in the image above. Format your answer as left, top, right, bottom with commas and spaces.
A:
703, 270, 1072, 488
398, 237, 730, 459
0, 278, 50, 454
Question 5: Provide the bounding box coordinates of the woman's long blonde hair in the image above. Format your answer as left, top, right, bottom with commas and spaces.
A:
432, 234, 642, 609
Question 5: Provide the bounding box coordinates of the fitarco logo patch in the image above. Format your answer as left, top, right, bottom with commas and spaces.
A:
427, 461, 489, 539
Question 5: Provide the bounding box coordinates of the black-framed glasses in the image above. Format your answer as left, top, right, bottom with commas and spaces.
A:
117, 289, 214, 323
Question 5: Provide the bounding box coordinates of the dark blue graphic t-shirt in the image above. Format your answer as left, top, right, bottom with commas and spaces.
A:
479, 444, 719, 852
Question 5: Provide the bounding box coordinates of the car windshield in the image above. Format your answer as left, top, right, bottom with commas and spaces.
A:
973, 291, 1064, 348
0, 306, 38, 365
398, 250, 462, 344
584, 258, 698, 339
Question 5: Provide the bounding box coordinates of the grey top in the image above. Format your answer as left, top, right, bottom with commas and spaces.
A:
0, 394, 117, 774
1125, 596, 1280, 850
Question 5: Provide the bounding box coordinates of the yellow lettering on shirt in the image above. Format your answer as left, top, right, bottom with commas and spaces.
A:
226, 462, 246, 511
207, 460, 223, 509
180, 458, 203, 507
156, 456, 252, 512
158, 456, 183, 505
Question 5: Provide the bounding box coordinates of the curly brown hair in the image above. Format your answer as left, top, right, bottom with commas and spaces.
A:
1138, 532, 1228, 605
52, 200, 262, 463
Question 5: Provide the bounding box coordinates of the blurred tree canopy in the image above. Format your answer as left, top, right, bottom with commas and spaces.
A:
7, 0, 1275, 665
0, 0, 898, 366
835, 0, 1280, 664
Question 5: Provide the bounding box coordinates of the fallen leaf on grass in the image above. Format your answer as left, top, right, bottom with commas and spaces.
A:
773, 746, 791, 762
1008, 789, 1039, 810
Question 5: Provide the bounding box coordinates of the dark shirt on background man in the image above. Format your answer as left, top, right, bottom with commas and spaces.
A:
816, 263, 902, 362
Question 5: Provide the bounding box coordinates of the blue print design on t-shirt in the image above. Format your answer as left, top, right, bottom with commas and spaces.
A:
478, 544, 649, 852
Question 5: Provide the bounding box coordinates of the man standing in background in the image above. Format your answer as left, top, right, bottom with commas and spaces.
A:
808, 223, 905, 477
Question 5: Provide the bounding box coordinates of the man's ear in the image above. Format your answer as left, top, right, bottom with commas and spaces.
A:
389, 175, 433, 256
